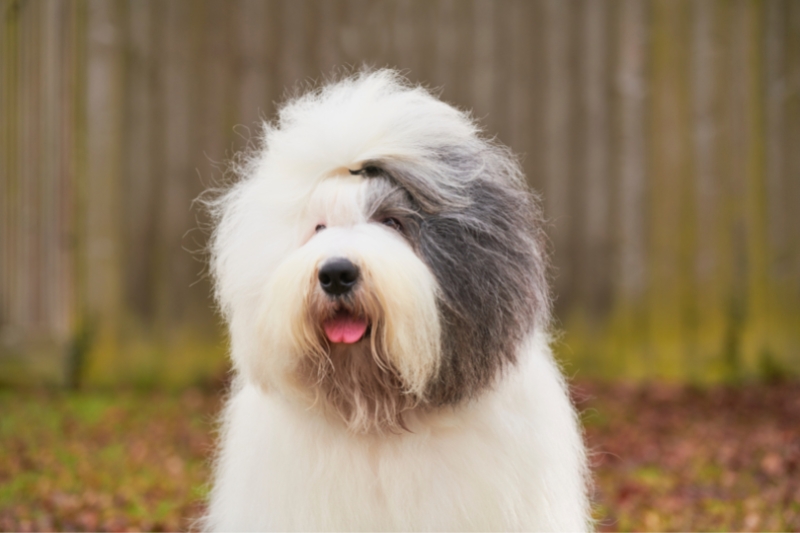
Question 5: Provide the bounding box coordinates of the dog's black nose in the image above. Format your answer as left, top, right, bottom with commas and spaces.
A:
318, 258, 360, 296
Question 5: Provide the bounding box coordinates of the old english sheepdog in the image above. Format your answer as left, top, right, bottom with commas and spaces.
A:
203, 70, 590, 531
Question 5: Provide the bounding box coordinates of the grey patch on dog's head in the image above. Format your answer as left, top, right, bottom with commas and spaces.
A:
363, 176, 423, 241
357, 142, 550, 406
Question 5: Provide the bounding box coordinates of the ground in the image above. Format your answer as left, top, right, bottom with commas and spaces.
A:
1, 380, 798, 532
576, 380, 800, 531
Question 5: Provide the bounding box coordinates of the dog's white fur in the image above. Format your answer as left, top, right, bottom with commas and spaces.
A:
204, 71, 590, 531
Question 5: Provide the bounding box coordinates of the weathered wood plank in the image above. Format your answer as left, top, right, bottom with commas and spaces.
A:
649, 0, 696, 377
580, 0, 612, 318
544, 0, 575, 310
83, 0, 125, 381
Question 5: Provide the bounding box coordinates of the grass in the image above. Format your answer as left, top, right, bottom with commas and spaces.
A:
1, 380, 799, 531
0, 389, 217, 531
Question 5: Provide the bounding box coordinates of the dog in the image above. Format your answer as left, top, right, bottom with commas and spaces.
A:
203, 70, 590, 531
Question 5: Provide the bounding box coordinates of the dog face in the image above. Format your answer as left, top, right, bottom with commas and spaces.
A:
257, 173, 442, 432
209, 71, 550, 432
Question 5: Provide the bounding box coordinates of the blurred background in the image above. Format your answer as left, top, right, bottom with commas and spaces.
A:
2, 0, 798, 388
2, 1, 800, 531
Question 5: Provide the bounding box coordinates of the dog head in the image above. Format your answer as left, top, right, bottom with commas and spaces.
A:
209, 71, 550, 432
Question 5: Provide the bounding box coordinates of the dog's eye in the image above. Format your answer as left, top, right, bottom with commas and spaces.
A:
315, 224, 326, 233
381, 218, 402, 232
349, 165, 383, 177
363, 166, 382, 177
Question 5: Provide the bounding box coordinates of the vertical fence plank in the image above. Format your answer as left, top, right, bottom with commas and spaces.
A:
612, 0, 648, 377
200, 0, 234, 167
162, 0, 195, 331
0, 0, 6, 336
763, 0, 793, 376
581, 0, 612, 318
789, 2, 800, 306
62, 0, 84, 386
124, 0, 156, 324
84, 0, 124, 381
764, 0, 787, 289
742, 0, 771, 372
491, 1, 512, 148
67, 0, 89, 388
41, 0, 58, 337
0, 0, 18, 352
433, 0, 458, 97
280, 0, 309, 93
336, 0, 364, 69
55, 1, 76, 340
690, 0, 719, 326
434, 0, 472, 111
316, 0, 341, 75
690, 1, 730, 374
343, 1, 389, 77
237, 0, 268, 130
716, 0, 750, 379
19, 0, 36, 331
521, 0, 547, 194
506, 0, 532, 155
544, 0, 575, 311
650, 0, 696, 377
392, 0, 421, 82
471, 0, 494, 130
415, 1, 436, 87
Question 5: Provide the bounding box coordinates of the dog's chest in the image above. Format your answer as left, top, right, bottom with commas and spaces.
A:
214, 385, 550, 531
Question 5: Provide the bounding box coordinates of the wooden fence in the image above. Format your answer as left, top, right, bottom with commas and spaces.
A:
1, 0, 799, 386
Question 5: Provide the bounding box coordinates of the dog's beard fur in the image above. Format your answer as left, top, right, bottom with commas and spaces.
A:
297, 285, 419, 434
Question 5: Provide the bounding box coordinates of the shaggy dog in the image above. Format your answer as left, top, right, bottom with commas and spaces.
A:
203, 70, 590, 531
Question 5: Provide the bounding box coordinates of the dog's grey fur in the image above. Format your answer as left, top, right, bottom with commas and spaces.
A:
358, 142, 550, 406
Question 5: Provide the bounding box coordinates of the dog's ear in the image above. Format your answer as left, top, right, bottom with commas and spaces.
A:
358, 146, 550, 407
418, 173, 548, 406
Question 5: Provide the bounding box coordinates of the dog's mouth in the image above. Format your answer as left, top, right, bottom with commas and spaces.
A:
322, 310, 370, 344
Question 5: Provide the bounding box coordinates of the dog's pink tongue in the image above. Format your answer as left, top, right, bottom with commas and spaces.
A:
323, 314, 368, 344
